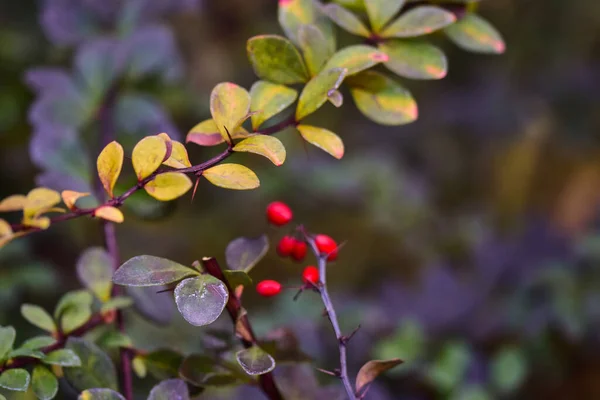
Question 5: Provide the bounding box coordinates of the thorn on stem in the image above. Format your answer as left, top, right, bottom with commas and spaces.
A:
156, 287, 175, 294
316, 367, 339, 377
340, 324, 361, 345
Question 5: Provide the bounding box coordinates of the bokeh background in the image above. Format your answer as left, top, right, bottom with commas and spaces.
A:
1, 0, 600, 399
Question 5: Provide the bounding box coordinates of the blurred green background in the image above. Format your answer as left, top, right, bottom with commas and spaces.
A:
1, 0, 600, 399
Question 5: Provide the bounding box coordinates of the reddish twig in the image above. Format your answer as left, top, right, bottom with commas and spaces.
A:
201, 257, 283, 400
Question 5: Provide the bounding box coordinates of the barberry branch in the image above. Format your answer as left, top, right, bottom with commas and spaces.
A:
304, 235, 357, 400
9, 115, 298, 235
201, 257, 283, 400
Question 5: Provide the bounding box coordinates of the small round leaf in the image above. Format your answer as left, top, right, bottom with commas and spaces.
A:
247, 35, 309, 85
233, 135, 286, 166
144, 172, 193, 201
381, 6, 456, 38
174, 276, 229, 327
296, 125, 344, 159
210, 82, 251, 139
202, 164, 260, 190
379, 40, 447, 80
148, 379, 190, 400
0, 368, 30, 391
96, 141, 124, 198
322, 45, 388, 76
296, 67, 347, 120
235, 346, 275, 376
32, 365, 58, 400
21, 304, 57, 333
113, 255, 198, 287
250, 81, 298, 130
132, 136, 168, 180
445, 13, 506, 54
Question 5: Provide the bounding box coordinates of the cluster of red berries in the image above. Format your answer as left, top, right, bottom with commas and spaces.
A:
256, 202, 339, 297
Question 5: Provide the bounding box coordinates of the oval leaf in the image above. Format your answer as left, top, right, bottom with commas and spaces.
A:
186, 119, 250, 147
247, 35, 309, 85
381, 6, 456, 38
21, 336, 56, 350
61, 190, 90, 210
44, 349, 82, 367
0, 194, 26, 212
235, 346, 275, 376
278, 0, 335, 50
163, 141, 192, 169
64, 338, 118, 391
298, 24, 334, 77
32, 365, 58, 400
347, 70, 418, 125
94, 206, 124, 223
322, 45, 388, 76
100, 296, 134, 314
96, 141, 124, 198
233, 136, 286, 166
0, 326, 16, 359
380, 40, 447, 80
174, 276, 229, 327
148, 379, 190, 400
490, 347, 527, 394
296, 67, 347, 120
21, 304, 57, 333
132, 136, 168, 180
0, 368, 30, 391
225, 234, 269, 272
445, 13, 506, 54
78, 388, 126, 400
114, 255, 198, 287
321, 3, 370, 37
355, 358, 403, 396
24, 188, 61, 219
210, 82, 251, 139
365, 0, 406, 32
77, 247, 113, 302
145, 172, 192, 201
296, 125, 344, 159
250, 81, 298, 130
202, 164, 260, 190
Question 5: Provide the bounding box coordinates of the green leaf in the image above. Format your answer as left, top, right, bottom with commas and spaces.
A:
445, 13, 505, 54
322, 45, 387, 76
61, 305, 92, 334
236, 346, 275, 376
381, 6, 456, 38
210, 82, 251, 139
320, 3, 370, 37
490, 347, 528, 394
247, 35, 309, 85
355, 359, 403, 396
78, 388, 126, 400
0, 368, 30, 391
76, 247, 113, 302
225, 234, 269, 272
148, 379, 190, 400
44, 349, 82, 367
64, 338, 118, 391
143, 349, 184, 381
278, 0, 336, 50
296, 125, 344, 159
97, 331, 133, 349
54, 291, 94, 334
379, 40, 447, 80
223, 270, 253, 289
145, 172, 193, 201
0, 393, 5, 400
32, 365, 58, 400
179, 354, 217, 385
249, 81, 298, 130
54, 290, 93, 320
8, 348, 44, 359
100, 296, 134, 314
202, 164, 260, 190
427, 341, 471, 392
200, 373, 244, 387
347, 70, 417, 125
296, 67, 347, 120
298, 24, 334, 76
0, 326, 16, 360
174, 276, 228, 326
186, 119, 250, 147
113, 255, 198, 287
233, 135, 286, 166
365, 0, 406, 32
20, 336, 55, 350
132, 356, 147, 378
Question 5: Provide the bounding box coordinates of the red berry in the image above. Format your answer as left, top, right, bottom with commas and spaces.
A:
315, 234, 338, 261
302, 266, 319, 284
256, 280, 282, 297
291, 240, 307, 261
277, 236, 296, 257
266, 201, 293, 226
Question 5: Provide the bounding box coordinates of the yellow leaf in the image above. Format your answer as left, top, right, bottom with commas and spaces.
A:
0, 219, 12, 237
24, 188, 61, 220
233, 135, 286, 166
210, 82, 251, 139
145, 172, 193, 201
95, 206, 124, 223
24, 217, 51, 230
96, 141, 124, 198
132, 136, 168, 180
156, 132, 174, 160
187, 119, 250, 147
202, 164, 260, 190
0, 194, 27, 212
163, 141, 192, 169
296, 125, 344, 159
61, 190, 90, 210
